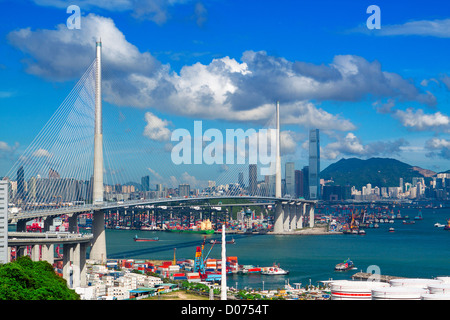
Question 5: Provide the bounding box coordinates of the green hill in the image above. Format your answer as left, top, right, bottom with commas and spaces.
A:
320, 157, 435, 189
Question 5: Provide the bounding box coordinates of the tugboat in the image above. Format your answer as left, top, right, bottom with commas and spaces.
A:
335, 258, 355, 271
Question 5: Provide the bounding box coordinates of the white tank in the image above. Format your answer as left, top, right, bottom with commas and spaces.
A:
389, 278, 443, 289
371, 287, 427, 300
436, 277, 450, 284
427, 283, 450, 294
421, 293, 450, 300
330, 280, 389, 300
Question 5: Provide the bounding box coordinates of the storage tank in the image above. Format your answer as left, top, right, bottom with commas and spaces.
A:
436, 276, 450, 284
330, 280, 390, 300
427, 283, 450, 294
389, 278, 443, 289
421, 293, 450, 300
371, 287, 427, 300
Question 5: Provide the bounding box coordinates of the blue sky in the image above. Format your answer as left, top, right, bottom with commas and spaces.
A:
1, 0, 450, 187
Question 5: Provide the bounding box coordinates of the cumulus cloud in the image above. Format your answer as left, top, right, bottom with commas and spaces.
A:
425, 137, 450, 159
393, 108, 450, 133
8, 13, 436, 135
322, 133, 409, 160
143, 112, 172, 141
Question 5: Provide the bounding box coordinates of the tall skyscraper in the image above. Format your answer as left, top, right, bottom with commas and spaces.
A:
141, 175, 150, 192
303, 166, 310, 199
308, 129, 320, 200
295, 170, 304, 198
238, 172, 244, 188
249, 164, 257, 195
179, 184, 190, 197
285, 162, 295, 197
17, 166, 25, 201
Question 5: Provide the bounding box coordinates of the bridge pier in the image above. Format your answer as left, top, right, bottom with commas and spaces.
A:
90, 210, 106, 264
273, 201, 284, 233
290, 203, 298, 231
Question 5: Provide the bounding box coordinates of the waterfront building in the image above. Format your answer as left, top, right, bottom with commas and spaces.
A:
16, 166, 25, 201
303, 166, 310, 199
308, 129, 320, 200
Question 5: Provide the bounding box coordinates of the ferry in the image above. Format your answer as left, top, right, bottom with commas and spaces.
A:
133, 235, 159, 242
335, 258, 355, 271
261, 264, 289, 275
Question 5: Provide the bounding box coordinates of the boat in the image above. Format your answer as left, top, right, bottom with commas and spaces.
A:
434, 223, 445, 228
335, 258, 355, 271
403, 220, 415, 225
261, 264, 289, 275
358, 229, 366, 235
210, 238, 235, 244
414, 211, 423, 220
444, 220, 450, 231
133, 235, 159, 242
388, 227, 395, 232
167, 228, 214, 234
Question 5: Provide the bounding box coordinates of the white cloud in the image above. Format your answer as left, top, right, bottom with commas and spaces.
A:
32, 148, 52, 158
379, 19, 450, 38
143, 112, 172, 141
393, 108, 450, 133
8, 13, 436, 133
322, 132, 409, 160
425, 137, 450, 159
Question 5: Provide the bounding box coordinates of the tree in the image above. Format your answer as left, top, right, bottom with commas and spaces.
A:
0, 256, 80, 300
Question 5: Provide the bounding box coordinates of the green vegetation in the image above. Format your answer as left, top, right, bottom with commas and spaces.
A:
0, 256, 80, 300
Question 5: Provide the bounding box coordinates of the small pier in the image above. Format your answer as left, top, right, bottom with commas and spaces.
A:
352, 272, 406, 283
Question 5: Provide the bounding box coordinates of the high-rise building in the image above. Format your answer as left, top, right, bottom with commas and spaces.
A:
17, 166, 25, 201
285, 162, 295, 197
141, 175, 150, 192
303, 166, 310, 199
179, 184, 190, 197
249, 164, 257, 195
308, 129, 320, 200
295, 170, 304, 198
0, 180, 8, 264
238, 172, 244, 188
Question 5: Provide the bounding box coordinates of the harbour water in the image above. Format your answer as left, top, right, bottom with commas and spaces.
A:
105, 207, 450, 290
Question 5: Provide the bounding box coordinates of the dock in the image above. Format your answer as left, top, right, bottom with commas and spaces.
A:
351, 272, 406, 283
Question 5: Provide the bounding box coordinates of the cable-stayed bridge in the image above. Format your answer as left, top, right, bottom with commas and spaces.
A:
2, 41, 316, 287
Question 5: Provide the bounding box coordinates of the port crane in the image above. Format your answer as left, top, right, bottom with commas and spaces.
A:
193, 237, 222, 282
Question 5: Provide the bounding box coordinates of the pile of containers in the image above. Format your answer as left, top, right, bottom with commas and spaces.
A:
329, 277, 450, 300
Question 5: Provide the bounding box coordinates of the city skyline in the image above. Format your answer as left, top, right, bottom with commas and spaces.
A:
1, 0, 450, 189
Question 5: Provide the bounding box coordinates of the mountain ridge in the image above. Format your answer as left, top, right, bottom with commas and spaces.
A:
320, 157, 439, 189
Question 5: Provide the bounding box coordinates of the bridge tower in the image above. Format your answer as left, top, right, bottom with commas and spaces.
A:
90, 39, 107, 263
273, 101, 284, 233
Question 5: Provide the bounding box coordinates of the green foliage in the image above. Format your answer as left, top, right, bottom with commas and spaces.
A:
0, 256, 80, 300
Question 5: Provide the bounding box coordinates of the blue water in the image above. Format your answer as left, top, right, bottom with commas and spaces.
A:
105, 207, 450, 290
